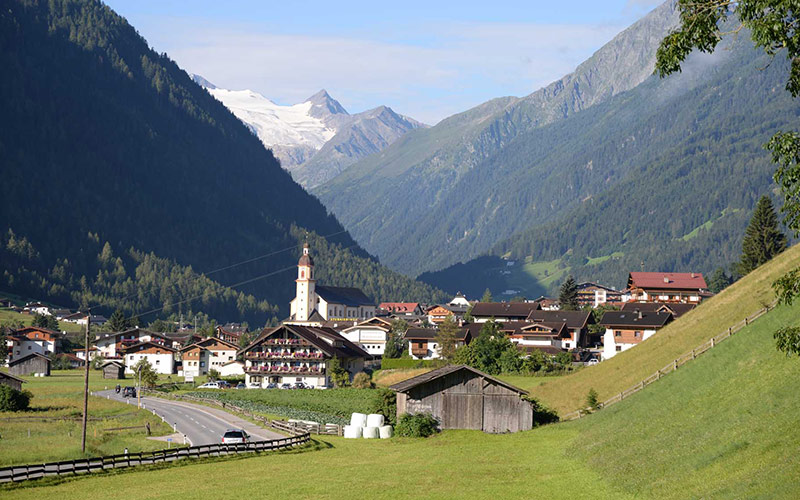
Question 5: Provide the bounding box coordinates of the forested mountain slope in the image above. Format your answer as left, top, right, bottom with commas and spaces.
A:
0, 0, 445, 324
420, 33, 798, 298
315, 1, 681, 275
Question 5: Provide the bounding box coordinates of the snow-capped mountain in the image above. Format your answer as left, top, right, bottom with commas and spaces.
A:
192, 75, 426, 188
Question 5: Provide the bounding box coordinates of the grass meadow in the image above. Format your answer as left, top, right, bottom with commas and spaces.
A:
0, 370, 175, 465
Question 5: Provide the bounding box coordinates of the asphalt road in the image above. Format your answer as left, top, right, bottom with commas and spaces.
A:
96, 390, 282, 446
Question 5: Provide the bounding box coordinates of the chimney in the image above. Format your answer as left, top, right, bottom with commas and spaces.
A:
691, 272, 696, 278
663, 277, 670, 283
634, 308, 642, 319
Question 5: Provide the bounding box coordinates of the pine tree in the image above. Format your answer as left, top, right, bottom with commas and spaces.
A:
480, 288, 493, 303
106, 309, 129, 332
435, 315, 459, 361
738, 196, 787, 275
559, 275, 579, 311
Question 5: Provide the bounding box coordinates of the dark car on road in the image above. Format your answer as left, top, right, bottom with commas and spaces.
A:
122, 386, 136, 398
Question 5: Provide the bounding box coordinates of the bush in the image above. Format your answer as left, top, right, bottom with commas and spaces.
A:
526, 396, 559, 426
585, 388, 599, 413
0, 385, 32, 411
395, 413, 439, 438
352, 372, 373, 389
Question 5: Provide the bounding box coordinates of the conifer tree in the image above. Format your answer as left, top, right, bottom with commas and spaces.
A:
738, 196, 787, 275
106, 309, 129, 332
435, 315, 459, 361
480, 288, 493, 303
559, 275, 579, 311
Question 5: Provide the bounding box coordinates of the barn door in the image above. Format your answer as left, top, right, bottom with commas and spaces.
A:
442, 393, 482, 430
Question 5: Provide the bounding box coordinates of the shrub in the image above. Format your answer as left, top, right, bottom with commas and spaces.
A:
526, 396, 559, 426
395, 413, 439, 438
352, 372, 373, 389
0, 385, 32, 411
585, 388, 599, 413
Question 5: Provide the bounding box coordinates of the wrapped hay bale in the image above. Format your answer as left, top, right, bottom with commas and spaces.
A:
343, 425, 363, 439
366, 414, 385, 427
350, 412, 367, 427
362, 426, 379, 439
379, 425, 393, 439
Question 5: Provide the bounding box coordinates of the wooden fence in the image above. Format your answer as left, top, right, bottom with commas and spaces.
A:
561, 300, 779, 421
0, 432, 309, 484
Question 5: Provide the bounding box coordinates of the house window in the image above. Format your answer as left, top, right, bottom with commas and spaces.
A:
634, 331, 641, 338
200, 362, 205, 367
156, 359, 160, 364
615, 331, 621, 337
616, 346, 622, 352
27, 346, 31, 350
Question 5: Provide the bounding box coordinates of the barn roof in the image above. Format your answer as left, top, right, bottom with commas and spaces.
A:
0, 371, 26, 384
8, 352, 51, 366
389, 364, 528, 395
100, 360, 125, 368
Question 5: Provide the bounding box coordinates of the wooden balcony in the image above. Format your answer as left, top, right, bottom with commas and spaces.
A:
245, 351, 324, 360
246, 366, 324, 376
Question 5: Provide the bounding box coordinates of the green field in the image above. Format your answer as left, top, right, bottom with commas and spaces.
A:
4, 296, 799, 498
0, 308, 85, 334
0, 371, 175, 465
531, 243, 800, 413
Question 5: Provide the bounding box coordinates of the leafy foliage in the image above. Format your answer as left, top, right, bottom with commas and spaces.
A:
395, 413, 439, 438
352, 372, 373, 389
774, 326, 800, 357
0, 385, 32, 412
132, 359, 158, 388
31, 313, 59, 331
383, 319, 407, 359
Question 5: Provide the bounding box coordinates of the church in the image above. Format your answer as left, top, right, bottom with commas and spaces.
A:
287, 243, 376, 325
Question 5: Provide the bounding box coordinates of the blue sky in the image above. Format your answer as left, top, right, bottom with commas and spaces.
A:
105, 0, 664, 124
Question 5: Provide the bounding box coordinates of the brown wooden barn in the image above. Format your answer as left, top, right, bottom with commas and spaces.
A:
101, 360, 125, 379
8, 352, 51, 377
390, 365, 534, 433
0, 371, 26, 391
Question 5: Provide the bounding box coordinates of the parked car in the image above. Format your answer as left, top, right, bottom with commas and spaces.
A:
247, 382, 261, 389
587, 358, 599, 366
221, 429, 249, 444
198, 382, 221, 389
293, 382, 308, 389
122, 386, 136, 398
235, 383, 246, 389
280, 383, 292, 390
266, 383, 278, 389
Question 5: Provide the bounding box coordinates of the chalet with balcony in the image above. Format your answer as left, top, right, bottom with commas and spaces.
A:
625, 272, 708, 304
94, 328, 171, 359
378, 303, 422, 316
215, 323, 248, 344
340, 317, 393, 357
576, 282, 623, 308
405, 327, 473, 360
4, 326, 59, 365
180, 337, 240, 377
494, 321, 570, 354
241, 324, 368, 388
600, 309, 673, 360
527, 310, 594, 350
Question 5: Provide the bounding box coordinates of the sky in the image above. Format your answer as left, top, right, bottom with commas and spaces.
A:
104, 0, 665, 124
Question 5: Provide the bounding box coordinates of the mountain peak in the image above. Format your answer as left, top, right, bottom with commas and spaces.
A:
190, 73, 216, 90
306, 89, 348, 118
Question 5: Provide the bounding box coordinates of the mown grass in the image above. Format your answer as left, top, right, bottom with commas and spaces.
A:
0, 308, 84, 333
3, 294, 800, 498
0, 371, 175, 465
372, 367, 433, 387
530, 243, 800, 413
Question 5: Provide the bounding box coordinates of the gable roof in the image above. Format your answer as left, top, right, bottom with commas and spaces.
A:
379, 302, 420, 313
470, 302, 541, 318
404, 327, 471, 341
0, 371, 26, 384
100, 360, 125, 368
181, 337, 240, 352
120, 340, 176, 354
316, 286, 373, 307
341, 317, 392, 332
527, 310, 593, 329
600, 310, 673, 329
8, 352, 51, 366
243, 324, 369, 359
621, 301, 696, 318
628, 272, 708, 290
389, 364, 527, 394
13, 326, 59, 338
577, 282, 619, 293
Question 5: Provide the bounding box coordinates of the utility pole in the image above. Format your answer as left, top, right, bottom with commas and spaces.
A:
80, 312, 91, 453
137, 364, 142, 409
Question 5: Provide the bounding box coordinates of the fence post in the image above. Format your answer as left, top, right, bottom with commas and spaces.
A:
691, 349, 695, 360
744, 317, 748, 326
673, 359, 678, 370
711, 337, 715, 348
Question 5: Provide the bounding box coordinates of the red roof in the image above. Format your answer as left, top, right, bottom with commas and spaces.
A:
379, 302, 419, 313
628, 272, 707, 290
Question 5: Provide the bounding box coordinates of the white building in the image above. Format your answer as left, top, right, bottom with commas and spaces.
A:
180, 337, 239, 378
600, 309, 672, 360
405, 327, 472, 360
340, 317, 393, 357
287, 243, 376, 325
122, 341, 176, 375
217, 360, 245, 377
95, 328, 170, 359
448, 293, 470, 308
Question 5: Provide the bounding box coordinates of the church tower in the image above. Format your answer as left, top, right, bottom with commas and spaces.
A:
295, 243, 316, 321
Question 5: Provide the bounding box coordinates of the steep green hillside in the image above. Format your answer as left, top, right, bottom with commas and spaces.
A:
530, 243, 800, 413
0, 0, 445, 323
5, 254, 800, 498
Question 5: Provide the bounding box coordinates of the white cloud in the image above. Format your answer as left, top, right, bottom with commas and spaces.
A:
146, 20, 624, 124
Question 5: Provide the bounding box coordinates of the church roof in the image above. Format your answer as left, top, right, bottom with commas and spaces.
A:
316, 286, 373, 307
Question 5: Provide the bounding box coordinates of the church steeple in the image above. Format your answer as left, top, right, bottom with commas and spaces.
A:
295, 243, 316, 321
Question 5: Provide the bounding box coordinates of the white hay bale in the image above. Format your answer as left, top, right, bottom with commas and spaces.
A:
366, 413, 384, 427
343, 425, 362, 439
362, 426, 379, 439
379, 425, 393, 439
350, 412, 367, 427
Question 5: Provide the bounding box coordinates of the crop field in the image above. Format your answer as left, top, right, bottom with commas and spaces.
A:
0, 371, 175, 466
179, 387, 391, 426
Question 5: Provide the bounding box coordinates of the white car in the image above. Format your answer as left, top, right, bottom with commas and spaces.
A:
197, 382, 221, 389
221, 429, 249, 444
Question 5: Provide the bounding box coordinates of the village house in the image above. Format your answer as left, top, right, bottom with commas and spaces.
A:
601, 309, 673, 360
378, 302, 422, 316
215, 323, 248, 344
620, 301, 696, 318
121, 340, 176, 375
491, 321, 570, 355
448, 293, 471, 308
577, 282, 624, 308
625, 272, 708, 304
23, 302, 51, 315
180, 337, 240, 378
391, 365, 534, 433
287, 243, 376, 325
217, 360, 246, 377
75, 345, 99, 362
4, 326, 60, 364
94, 328, 171, 359
531, 296, 561, 311
527, 310, 594, 350
405, 327, 473, 360
340, 317, 393, 357
241, 324, 368, 388
470, 302, 542, 323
